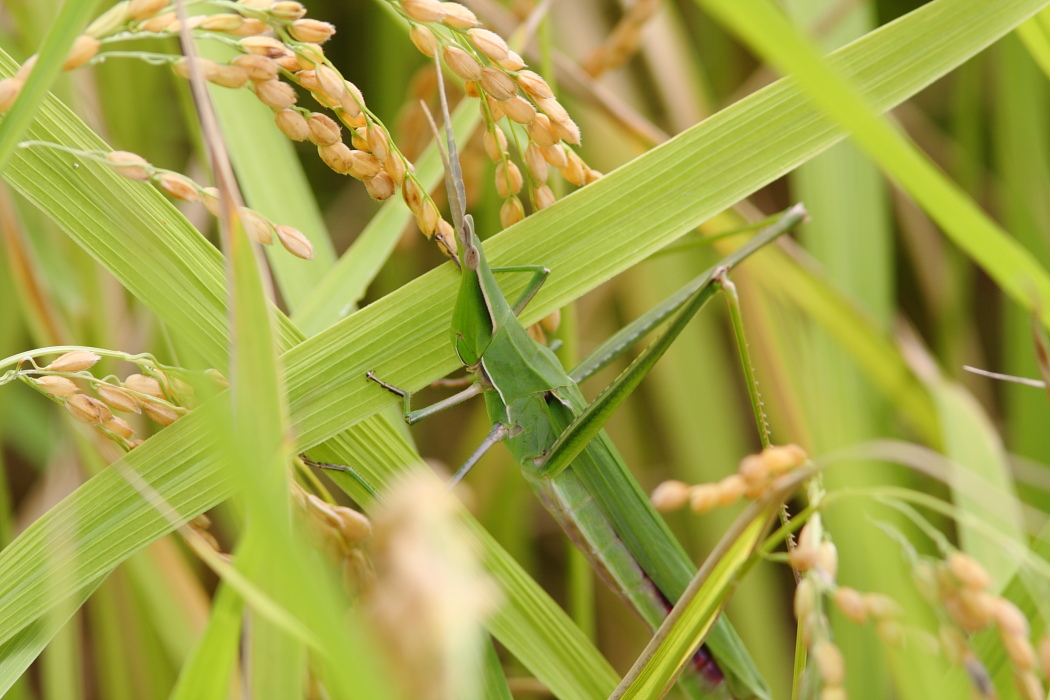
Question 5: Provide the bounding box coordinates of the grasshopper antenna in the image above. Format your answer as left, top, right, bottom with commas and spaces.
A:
963, 365, 1047, 389
422, 58, 479, 270
418, 95, 462, 268
432, 59, 466, 235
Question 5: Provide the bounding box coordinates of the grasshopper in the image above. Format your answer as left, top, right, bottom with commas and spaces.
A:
367, 63, 806, 700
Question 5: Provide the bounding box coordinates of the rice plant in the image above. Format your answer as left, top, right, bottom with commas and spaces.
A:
0, 1, 1048, 699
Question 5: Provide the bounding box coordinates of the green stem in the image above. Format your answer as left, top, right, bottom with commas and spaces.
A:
720, 274, 771, 448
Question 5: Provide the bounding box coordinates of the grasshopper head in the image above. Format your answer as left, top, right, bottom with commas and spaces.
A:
461, 214, 480, 271
450, 215, 495, 367
451, 274, 493, 368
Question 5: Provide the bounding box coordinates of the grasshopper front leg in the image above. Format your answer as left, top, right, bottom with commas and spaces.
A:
365, 262, 546, 426
365, 370, 483, 425
365, 368, 519, 486
489, 265, 550, 316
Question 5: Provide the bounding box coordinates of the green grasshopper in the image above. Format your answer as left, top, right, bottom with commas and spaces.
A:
367, 66, 806, 699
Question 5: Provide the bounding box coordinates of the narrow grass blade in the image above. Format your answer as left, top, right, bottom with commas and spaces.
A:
1017, 7, 1050, 78
223, 209, 307, 697
995, 36, 1050, 467
0, 0, 103, 174
930, 381, 1025, 585
695, 0, 1050, 327
744, 238, 940, 443
482, 639, 514, 700
0, 580, 99, 696
169, 580, 244, 700
612, 503, 781, 700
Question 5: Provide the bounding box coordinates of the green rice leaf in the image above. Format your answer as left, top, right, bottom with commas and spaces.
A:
1017, 7, 1050, 79
930, 382, 1025, 587
612, 505, 779, 700
169, 581, 244, 700
695, 0, 1050, 327
0, 0, 102, 173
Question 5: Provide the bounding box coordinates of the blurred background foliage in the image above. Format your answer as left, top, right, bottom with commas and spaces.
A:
1, 0, 1049, 698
